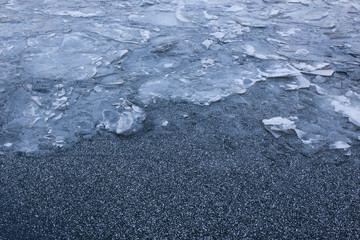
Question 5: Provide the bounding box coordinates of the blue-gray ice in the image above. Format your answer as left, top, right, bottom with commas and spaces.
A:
0, 0, 359, 153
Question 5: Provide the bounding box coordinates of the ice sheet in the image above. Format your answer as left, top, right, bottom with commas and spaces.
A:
1, 0, 359, 153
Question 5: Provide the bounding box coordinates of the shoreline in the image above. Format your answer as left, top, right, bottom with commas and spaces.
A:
1, 97, 359, 239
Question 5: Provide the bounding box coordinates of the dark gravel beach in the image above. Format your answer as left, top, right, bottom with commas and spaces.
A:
1, 89, 360, 239
1, 1, 360, 238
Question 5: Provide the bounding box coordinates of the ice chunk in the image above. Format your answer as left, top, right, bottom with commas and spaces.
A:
53, 10, 104, 18
52, 97, 68, 110
116, 112, 136, 134
329, 141, 351, 149
331, 98, 360, 127
3, 143, 13, 148
285, 76, 310, 90
118, 50, 129, 58
292, 62, 330, 72
294, 129, 324, 145
233, 17, 267, 28
101, 104, 145, 135
226, 5, 244, 12
295, 49, 309, 56
311, 84, 327, 95
262, 117, 297, 138
244, 44, 255, 55
161, 121, 169, 127
31, 96, 42, 106
211, 32, 225, 39
202, 39, 213, 49
164, 63, 174, 68
140, 30, 151, 42
261, 64, 300, 78
241, 44, 284, 60
304, 69, 334, 77
93, 86, 102, 93
277, 28, 300, 37
105, 79, 124, 85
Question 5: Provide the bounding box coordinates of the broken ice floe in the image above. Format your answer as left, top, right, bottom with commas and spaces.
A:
262, 117, 297, 138
202, 39, 213, 49
284, 76, 311, 91
329, 141, 351, 150
139, 65, 265, 105
101, 104, 145, 135
331, 96, 360, 128
261, 64, 300, 78
262, 117, 327, 146
303, 69, 334, 77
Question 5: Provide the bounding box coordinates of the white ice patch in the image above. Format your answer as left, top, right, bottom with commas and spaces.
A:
161, 120, 169, 127
329, 141, 351, 149
244, 44, 255, 55
295, 49, 309, 56
140, 30, 151, 42
105, 79, 124, 85
164, 63, 174, 68
210, 32, 225, 39
312, 84, 327, 95
277, 28, 300, 37
261, 64, 300, 78
262, 117, 297, 138
241, 44, 284, 60
3, 143, 13, 148
226, 5, 244, 12
202, 39, 213, 49
292, 62, 330, 72
101, 104, 145, 135
45, 10, 104, 18
304, 69, 334, 77
285, 75, 310, 91
331, 97, 360, 127
31, 96, 42, 106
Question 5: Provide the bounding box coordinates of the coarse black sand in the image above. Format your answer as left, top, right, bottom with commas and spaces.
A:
1, 91, 360, 239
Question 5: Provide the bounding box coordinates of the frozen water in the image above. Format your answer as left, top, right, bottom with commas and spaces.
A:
0, 0, 360, 153
262, 117, 297, 138
331, 96, 360, 128
329, 141, 351, 150
161, 121, 169, 127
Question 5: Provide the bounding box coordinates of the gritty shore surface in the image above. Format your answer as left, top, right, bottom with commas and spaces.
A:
1, 93, 360, 239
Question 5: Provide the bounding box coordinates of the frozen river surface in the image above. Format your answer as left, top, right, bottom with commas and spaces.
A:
0, 0, 360, 153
